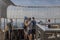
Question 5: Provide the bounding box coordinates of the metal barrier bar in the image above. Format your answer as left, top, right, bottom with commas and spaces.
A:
36, 24, 60, 40
1, 18, 60, 40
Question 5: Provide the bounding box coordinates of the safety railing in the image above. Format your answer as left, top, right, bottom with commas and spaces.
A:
36, 24, 60, 40
0, 18, 60, 30
0, 18, 60, 40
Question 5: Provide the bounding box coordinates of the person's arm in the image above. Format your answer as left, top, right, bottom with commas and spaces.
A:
24, 22, 29, 27
4, 26, 8, 32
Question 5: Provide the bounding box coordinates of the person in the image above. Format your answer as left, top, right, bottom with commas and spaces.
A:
24, 16, 28, 30
7, 19, 13, 40
47, 19, 51, 28
27, 17, 32, 40
24, 17, 29, 40
31, 17, 36, 40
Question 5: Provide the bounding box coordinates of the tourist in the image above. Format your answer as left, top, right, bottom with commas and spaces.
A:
47, 19, 51, 28
6, 19, 13, 40
27, 17, 32, 40
24, 17, 29, 40
31, 17, 36, 40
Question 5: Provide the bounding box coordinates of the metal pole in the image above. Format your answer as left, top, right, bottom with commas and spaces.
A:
54, 18, 56, 23
0, 18, 1, 30
4, 18, 5, 40
36, 25, 38, 40
4, 18, 5, 30
16, 18, 17, 28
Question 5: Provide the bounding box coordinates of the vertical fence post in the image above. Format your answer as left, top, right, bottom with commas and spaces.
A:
36, 25, 38, 40
4, 18, 5, 30
16, 18, 17, 28
4, 18, 5, 40
54, 18, 56, 23
0, 18, 1, 30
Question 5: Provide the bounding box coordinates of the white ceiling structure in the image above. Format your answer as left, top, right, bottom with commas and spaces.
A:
7, 0, 60, 19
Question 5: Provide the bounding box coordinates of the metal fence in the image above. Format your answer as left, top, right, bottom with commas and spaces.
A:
0, 18, 59, 40
0, 18, 60, 30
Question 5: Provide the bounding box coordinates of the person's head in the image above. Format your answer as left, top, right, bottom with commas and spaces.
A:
28, 17, 31, 21
48, 19, 50, 22
24, 16, 28, 21
24, 16, 28, 22
32, 17, 35, 20
24, 16, 28, 19
10, 19, 13, 22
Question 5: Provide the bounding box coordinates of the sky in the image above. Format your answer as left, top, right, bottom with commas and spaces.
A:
11, 0, 60, 6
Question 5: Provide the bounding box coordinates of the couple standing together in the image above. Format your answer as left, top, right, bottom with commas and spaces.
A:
24, 17, 36, 40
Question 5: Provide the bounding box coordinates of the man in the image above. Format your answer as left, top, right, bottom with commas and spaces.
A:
48, 19, 51, 28
31, 17, 36, 40
7, 19, 13, 40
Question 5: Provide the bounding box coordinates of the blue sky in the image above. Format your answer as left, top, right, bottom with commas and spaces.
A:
11, 0, 60, 6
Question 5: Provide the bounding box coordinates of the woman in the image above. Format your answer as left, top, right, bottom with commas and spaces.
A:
24, 17, 29, 40
27, 18, 32, 40
47, 19, 51, 28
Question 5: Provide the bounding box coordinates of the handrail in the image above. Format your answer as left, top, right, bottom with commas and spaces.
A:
0, 18, 60, 30
40, 23, 60, 25
36, 24, 60, 31
36, 24, 60, 40
36, 24, 46, 31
